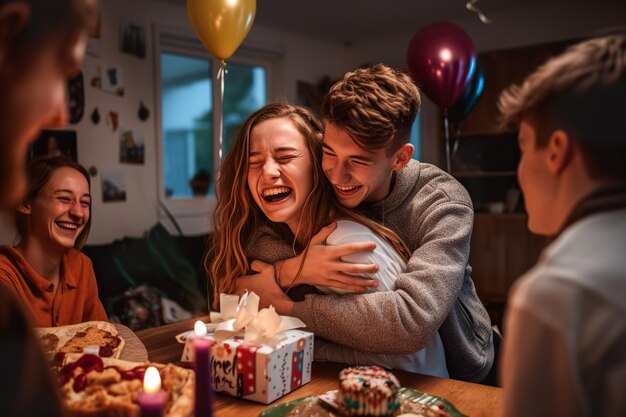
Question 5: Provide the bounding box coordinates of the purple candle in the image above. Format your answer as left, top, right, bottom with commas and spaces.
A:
138, 366, 167, 417
194, 320, 213, 417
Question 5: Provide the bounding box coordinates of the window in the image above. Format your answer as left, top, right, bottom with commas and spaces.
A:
155, 26, 273, 233
410, 115, 421, 161
160, 53, 266, 199
160, 53, 212, 198
155, 28, 272, 232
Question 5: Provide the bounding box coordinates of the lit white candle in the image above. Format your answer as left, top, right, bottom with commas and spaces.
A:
138, 366, 166, 417
194, 320, 213, 417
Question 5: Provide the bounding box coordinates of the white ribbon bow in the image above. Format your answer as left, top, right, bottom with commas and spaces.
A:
213, 292, 306, 347
211, 291, 259, 333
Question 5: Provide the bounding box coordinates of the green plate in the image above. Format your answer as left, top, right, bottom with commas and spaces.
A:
258, 396, 312, 417
259, 387, 467, 417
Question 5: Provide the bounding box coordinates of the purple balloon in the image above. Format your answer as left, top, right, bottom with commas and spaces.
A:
407, 21, 476, 109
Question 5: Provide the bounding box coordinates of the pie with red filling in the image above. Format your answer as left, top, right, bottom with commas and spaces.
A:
54, 354, 194, 417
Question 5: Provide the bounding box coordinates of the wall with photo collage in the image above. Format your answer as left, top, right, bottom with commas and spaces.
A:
63, 0, 160, 244
24, 0, 353, 245
3, 0, 622, 246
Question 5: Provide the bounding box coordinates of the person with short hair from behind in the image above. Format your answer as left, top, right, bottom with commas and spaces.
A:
0, 0, 98, 415
498, 34, 626, 417
0, 157, 107, 327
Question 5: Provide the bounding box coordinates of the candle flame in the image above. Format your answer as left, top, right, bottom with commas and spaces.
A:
143, 366, 161, 394
194, 320, 207, 337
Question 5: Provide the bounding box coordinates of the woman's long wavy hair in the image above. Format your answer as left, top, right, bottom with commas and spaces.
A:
207, 103, 410, 308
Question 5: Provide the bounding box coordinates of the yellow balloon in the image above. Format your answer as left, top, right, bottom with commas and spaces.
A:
187, 0, 256, 60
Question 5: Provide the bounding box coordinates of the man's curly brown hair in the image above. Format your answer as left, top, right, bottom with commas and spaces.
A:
321, 64, 420, 155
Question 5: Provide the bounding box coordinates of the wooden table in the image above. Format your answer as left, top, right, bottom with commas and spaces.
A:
136, 317, 502, 417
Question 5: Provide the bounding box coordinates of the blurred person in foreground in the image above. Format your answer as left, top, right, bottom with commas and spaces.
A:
0, 0, 98, 415
498, 34, 626, 417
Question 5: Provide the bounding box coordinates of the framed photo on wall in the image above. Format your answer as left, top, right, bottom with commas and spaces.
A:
119, 19, 146, 59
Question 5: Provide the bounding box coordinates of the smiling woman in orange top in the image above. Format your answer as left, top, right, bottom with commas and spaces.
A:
0, 157, 107, 327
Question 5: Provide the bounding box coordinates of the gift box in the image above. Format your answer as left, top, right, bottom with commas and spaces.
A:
181, 329, 313, 403
176, 293, 314, 404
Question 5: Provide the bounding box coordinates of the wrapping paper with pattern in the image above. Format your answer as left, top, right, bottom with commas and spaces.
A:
181, 330, 313, 404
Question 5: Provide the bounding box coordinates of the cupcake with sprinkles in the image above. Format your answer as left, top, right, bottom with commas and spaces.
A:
336, 366, 401, 416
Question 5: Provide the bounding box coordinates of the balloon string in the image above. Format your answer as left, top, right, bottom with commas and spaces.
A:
217, 60, 227, 164
444, 109, 452, 173
452, 136, 460, 163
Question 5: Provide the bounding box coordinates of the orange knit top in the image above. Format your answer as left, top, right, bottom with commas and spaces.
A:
0, 246, 107, 327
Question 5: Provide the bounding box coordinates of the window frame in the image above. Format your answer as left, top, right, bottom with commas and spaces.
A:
153, 24, 273, 232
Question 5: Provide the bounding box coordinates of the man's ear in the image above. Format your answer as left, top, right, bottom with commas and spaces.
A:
392, 143, 414, 171
16, 202, 31, 215
546, 130, 573, 175
0, 2, 31, 67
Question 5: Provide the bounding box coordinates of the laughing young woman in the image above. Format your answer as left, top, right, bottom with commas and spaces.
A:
0, 157, 107, 327
208, 103, 448, 376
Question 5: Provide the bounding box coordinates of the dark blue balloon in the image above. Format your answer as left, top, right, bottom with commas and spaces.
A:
448, 61, 484, 123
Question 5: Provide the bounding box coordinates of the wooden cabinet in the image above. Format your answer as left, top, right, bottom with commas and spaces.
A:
452, 131, 521, 214
456, 39, 574, 134
449, 41, 573, 305
452, 132, 551, 306
469, 213, 549, 303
